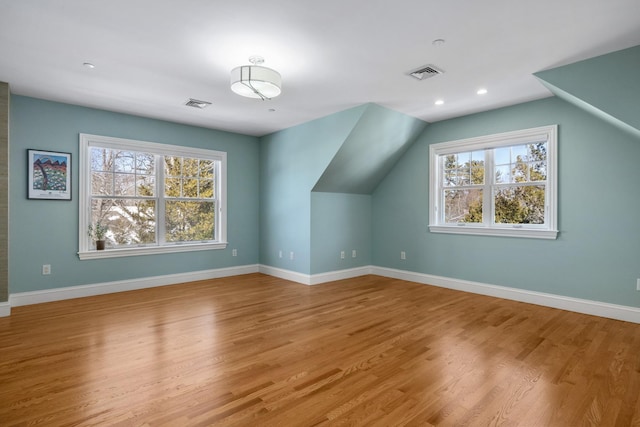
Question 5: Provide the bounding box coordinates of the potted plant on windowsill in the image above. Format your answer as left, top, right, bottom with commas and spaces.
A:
88, 222, 108, 250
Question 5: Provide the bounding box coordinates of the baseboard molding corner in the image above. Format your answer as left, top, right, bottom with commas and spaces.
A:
371, 266, 640, 324
0, 301, 10, 317
310, 266, 373, 285
258, 265, 373, 286
9, 264, 260, 308
258, 265, 311, 285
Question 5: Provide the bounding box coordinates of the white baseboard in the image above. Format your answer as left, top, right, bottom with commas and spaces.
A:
9, 264, 259, 307
310, 266, 373, 285
0, 301, 10, 317
371, 266, 640, 324
258, 265, 372, 285
6, 263, 639, 324
258, 265, 312, 285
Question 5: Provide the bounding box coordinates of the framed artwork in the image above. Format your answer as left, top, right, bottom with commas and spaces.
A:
27, 149, 72, 200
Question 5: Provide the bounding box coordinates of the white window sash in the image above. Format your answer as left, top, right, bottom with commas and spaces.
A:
429, 125, 558, 239
78, 134, 227, 259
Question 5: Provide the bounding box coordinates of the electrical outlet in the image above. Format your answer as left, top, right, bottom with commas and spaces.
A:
290, 251, 294, 260
637, 278, 640, 291
279, 250, 283, 258
340, 251, 345, 259
352, 250, 357, 258
401, 251, 406, 260
42, 264, 51, 275
232, 249, 237, 257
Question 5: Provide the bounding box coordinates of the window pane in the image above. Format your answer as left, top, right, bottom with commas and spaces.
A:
442, 152, 484, 187
114, 173, 136, 196
443, 154, 457, 169
495, 165, 510, 184
165, 156, 182, 177
183, 158, 199, 177
444, 169, 457, 187
91, 172, 113, 195
511, 145, 528, 161
136, 176, 155, 196
200, 179, 214, 198
528, 142, 547, 162
512, 162, 529, 183
91, 148, 113, 172
457, 167, 470, 185
494, 147, 510, 165
91, 199, 156, 246
165, 178, 181, 197
444, 189, 483, 223
200, 160, 214, 179
457, 152, 470, 165
531, 162, 547, 181
114, 151, 136, 173
494, 185, 545, 224
183, 178, 199, 198
470, 152, 485, 184
136, 153, 154, 175
165, 201, 215, 242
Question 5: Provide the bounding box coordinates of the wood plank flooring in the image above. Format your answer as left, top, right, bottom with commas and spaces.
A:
1, 273, 639, 426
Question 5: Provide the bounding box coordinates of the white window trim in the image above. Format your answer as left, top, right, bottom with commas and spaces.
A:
78, 133, 227, 260
429, 125, 558, 239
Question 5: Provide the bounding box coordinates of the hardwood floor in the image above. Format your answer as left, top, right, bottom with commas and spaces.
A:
1, 273, 639, 426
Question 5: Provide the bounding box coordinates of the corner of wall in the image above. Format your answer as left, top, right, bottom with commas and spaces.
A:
0, 82, 9, 304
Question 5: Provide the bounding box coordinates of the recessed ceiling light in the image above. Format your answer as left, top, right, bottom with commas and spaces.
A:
83, 62, 95, 69
268, 108, 276, 112
477, 88, 488, 95
432, 39, 446, 46
435, 99, 444, 106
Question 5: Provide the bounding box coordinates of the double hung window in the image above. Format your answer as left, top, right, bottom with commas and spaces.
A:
429, 125, 557, 239
78, 134, 227, 259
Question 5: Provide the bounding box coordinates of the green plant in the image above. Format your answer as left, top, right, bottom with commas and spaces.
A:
88, 222, 108, 241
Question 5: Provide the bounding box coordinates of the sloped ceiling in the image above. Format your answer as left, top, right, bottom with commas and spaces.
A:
313, 104, 427, 194
1, 1, 639, 136
535, 45, 640, 138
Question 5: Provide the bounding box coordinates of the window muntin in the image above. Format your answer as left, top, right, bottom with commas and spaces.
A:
429, 125, 557, 239
79, 134, 227, 259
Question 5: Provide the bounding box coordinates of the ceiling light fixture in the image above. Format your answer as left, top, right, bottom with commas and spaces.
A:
230, 56, 281, 100
83, 62, 95, 69
477, 88, 488, 95
435, 99, 444, 106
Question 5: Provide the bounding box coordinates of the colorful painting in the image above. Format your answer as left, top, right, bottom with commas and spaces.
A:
28, 149, 72, 200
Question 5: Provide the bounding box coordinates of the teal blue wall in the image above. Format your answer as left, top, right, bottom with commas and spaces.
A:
259, 106, 366, 274
10, 56, 640, 311
372, 97, 640, 307
313, 104, 427, 194
535, 45, 640, 136
310, 192, 371, 274
10, 96, 259, 293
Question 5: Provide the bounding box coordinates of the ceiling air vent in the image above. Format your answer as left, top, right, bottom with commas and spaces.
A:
408, 64, 444, 80
184, 98, 212, 109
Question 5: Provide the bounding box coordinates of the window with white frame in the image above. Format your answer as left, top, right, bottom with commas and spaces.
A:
78, 134, 227, 259
429, 125, 558, 239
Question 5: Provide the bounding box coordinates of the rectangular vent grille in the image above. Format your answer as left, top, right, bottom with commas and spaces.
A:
409, 64, 444, 80
185, 98, 212, 109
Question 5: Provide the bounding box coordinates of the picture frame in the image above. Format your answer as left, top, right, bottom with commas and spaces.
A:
27, 149, 72, 200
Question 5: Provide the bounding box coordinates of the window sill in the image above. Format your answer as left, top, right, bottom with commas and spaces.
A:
429, 225, 558, 240
78, 242, 228, 260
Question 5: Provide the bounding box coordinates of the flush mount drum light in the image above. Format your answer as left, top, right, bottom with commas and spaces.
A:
230, 56, 281, 100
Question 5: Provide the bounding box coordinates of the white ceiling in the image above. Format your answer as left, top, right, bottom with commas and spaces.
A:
1, 0, 639, 137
